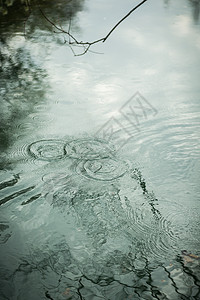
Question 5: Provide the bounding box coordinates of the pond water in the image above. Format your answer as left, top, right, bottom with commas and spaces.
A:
0, 0, 200, 299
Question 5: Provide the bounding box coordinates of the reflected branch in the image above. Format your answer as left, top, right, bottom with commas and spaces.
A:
39, 0, 148, 56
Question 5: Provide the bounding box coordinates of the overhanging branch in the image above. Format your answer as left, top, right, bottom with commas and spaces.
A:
39, 0, 148, 56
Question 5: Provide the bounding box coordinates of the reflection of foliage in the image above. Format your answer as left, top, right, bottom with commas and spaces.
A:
0, 0, 84, 42
189, 0, 200, 23
24, 0, 84, 38
7, 242, 200, 300
0, 39, 47, 151
165, 0, 200, 23
0, 0, 85, 154
0, 0, 83, 21
0, 0, 30, 15
0, 41, 46, 105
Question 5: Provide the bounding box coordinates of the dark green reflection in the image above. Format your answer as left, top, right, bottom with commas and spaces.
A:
0, 0, 84, 156
163, 0, 200, 23
0, 39, 47, 152
189, 0, 200, 23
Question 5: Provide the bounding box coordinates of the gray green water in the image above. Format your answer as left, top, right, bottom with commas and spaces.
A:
0, 0, 200, 299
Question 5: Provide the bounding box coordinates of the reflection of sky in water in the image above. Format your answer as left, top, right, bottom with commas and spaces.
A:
1, 0, 199, 163
44, 0, 199, 96
36, 0, 200, 138
14, 0, 198, 215
0, 0, 199, 218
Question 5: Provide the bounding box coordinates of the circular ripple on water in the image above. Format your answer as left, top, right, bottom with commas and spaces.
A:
76, 158, 128, 181
64, 138, 115, 160
27, 139, 66, 161
123, 198, 178, 262
8, 140, 32, 165
156, 201, 199, 252
142, 216, 178, 261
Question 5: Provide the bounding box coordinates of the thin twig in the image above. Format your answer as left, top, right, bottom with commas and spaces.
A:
103, 0, 148, 42
39, 8, 78, 44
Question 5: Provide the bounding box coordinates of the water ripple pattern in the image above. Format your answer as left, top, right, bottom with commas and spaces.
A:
27, 139, 66, 161
64, 138, 115, 160
46, 172, 178, 263
75, 158, 128, 181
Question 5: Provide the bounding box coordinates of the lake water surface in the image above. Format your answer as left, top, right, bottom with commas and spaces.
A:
0, 0, 200, 299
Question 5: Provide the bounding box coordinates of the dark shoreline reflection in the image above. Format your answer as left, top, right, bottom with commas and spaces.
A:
163, 0, 200, 23
0, 39, 48, 153
0, 0, 85, 155
189, 0, 200, 23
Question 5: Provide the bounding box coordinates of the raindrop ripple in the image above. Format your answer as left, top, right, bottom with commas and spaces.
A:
76, 158, 128, 181
27, 139, 66, 161
64, 138, 115, 160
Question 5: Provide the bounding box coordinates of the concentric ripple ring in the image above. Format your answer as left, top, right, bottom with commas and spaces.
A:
76, 158, 128, 181
64, 138, 115, 160
27, 139, 66, 161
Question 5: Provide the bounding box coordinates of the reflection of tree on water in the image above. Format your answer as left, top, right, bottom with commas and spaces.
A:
0, 39, 47, 153
0, 0, 84, 34
2, 175, 200, 299
9, 244, 197, 300
0, 0, 83, 19
189, 0, 200, 23
23, 0, 84, 38
0, 0, 28, 16
0, 135, 200, 299
0, 0, 84, 155
164, 0, 200, 22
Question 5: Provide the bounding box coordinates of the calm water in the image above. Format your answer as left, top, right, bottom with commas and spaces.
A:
0, 0, 200, 299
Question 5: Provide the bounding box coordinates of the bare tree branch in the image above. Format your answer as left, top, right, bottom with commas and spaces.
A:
103, 0, 148, 42
39, 0, 148, 56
